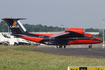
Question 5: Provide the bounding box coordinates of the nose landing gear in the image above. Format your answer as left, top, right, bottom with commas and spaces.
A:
89, 44, 92, 48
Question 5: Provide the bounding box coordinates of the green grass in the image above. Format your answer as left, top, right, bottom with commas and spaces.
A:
0, 45, 105, 70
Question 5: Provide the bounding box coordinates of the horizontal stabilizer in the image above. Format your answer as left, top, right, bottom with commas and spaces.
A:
2, 18, 26, 20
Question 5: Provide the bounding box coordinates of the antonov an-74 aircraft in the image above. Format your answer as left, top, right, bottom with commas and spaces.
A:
2, 18, 103, 48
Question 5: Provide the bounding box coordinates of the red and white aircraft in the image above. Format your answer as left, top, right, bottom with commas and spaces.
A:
2, 18, 103, 48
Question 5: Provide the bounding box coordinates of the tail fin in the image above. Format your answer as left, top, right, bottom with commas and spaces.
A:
2, 18, 27, 34
0, 33, 5, 38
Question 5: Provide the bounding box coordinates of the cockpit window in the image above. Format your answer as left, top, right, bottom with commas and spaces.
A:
91, 36, 93, 37
91, 35, 95, 37
93, 35, 96, 37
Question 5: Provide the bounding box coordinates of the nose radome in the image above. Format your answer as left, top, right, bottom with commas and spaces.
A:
97, 38, 103, 43
100, 39, 103, 43
94, 37, 103, 43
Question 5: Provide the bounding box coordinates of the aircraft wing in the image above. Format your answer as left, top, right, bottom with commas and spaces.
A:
50, 32, 70, 38
50, 30, 84, 38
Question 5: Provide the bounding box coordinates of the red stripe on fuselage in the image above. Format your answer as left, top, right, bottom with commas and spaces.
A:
67, 40, 102, 45
30, 33, 54, 36
19, 36, 43, 43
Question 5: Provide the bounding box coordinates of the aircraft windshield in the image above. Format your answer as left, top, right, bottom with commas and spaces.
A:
91, 35, 95, 37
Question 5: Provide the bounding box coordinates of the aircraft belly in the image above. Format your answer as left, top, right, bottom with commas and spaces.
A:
39, 38, 69, 45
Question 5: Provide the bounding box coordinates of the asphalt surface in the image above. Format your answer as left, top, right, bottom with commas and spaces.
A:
30, 48, 105, 58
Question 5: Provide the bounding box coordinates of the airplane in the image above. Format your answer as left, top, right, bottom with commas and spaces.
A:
0, 32, 29, 45
2, 18, 103, 48
17, 38, 30, 45
6, 34, 30, 45
0, 33, 19, 45
0, 33, 9, 45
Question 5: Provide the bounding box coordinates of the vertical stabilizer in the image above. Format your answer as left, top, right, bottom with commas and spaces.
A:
2, 18, 27, 34
0, 33, 5, 38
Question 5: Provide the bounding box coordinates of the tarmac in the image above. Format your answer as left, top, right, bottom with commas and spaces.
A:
30, 44, 105, 59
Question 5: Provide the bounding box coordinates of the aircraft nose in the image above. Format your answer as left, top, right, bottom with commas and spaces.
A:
96, 37, 103, 43
100, 39, 103, 43
98, 38, 103, 43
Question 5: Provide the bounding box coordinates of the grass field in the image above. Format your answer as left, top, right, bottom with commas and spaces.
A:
0, 45, 105, 70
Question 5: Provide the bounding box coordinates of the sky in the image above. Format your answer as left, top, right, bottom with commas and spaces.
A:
0, 0, 105, 29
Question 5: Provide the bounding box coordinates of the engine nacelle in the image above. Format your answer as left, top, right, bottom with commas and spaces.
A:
65, 28, 84, 35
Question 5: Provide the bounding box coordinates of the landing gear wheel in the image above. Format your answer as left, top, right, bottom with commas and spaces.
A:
62, 44, 66, 48
56, 44, 66, 48
56, 45, 58, 48
89, 44, 92, 48
56, 44, 62, 48
59, 44, 62, 48
64, 45, 66, 48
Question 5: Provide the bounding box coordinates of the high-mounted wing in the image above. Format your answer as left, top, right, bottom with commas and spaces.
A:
50, 32, 70, 38
50, 28, 85, 38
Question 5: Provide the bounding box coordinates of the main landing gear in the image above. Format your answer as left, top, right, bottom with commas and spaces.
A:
89, 44, 92, 48
56, 44, 66, 48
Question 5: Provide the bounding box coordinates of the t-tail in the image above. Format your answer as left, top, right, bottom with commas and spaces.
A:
2, 18, 27, 34
2, 18, 45, 43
